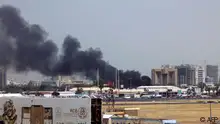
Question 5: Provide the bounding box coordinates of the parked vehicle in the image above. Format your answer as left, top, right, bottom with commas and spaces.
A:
141, 94, 153, 99
153, 94, 162, 98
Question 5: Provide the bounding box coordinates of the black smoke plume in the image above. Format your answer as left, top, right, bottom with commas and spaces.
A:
0, 5, 103, 76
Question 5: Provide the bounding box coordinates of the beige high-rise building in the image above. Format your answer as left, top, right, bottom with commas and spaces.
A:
151, 67, 178, 86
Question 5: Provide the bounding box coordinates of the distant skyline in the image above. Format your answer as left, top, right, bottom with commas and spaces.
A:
2, 0, 220, 75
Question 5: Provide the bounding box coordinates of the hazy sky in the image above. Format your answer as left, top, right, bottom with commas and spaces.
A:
1, 0, 220, 75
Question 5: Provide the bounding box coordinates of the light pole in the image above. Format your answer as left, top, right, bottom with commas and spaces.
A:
210, 102, 212, 119
207, 101, 214, 123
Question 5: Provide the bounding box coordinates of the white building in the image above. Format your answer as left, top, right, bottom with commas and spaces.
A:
56, 72, 93, 86
195, 65, 205, 85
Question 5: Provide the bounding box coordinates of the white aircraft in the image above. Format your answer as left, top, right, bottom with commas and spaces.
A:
43, 91, 76, 98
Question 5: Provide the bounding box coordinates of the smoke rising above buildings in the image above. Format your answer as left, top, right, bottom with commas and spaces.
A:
0, 5, 103, 76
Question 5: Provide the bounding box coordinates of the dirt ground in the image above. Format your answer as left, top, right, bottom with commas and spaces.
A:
102, 100, 220, 124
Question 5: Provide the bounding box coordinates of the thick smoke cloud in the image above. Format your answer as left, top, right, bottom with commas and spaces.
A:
0, 5, 103, 76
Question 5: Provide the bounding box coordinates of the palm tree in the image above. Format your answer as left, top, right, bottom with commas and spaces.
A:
205, 86, 211, 95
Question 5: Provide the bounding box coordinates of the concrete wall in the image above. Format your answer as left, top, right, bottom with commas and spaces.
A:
151, 68, 178, 86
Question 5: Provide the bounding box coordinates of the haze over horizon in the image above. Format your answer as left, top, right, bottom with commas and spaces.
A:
1, 0, 220, 75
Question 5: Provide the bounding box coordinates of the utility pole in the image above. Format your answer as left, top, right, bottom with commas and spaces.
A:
115, 69, 118, 89
210, 102, 212, 119
207, 100, 213, 124
96, 68, 99, 86
118, 70, 120, 89
129, 78, 132, 89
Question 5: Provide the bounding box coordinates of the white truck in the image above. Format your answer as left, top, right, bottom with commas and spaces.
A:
162, 119, 177, 124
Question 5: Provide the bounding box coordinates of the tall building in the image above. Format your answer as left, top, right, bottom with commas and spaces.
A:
195, 65, 205, 85
151, 66, 178, 86
176, 64, 196, 86
0, 67, 6, 90
206, 65, 218, 83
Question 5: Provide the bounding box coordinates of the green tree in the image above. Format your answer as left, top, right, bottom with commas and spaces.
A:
205, 86, 211, 95
4, 84, 23, 93
198, 82, 206, 92
75, 87, 83, 94
141, 75, 152, 86
214, 83, 220, 92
